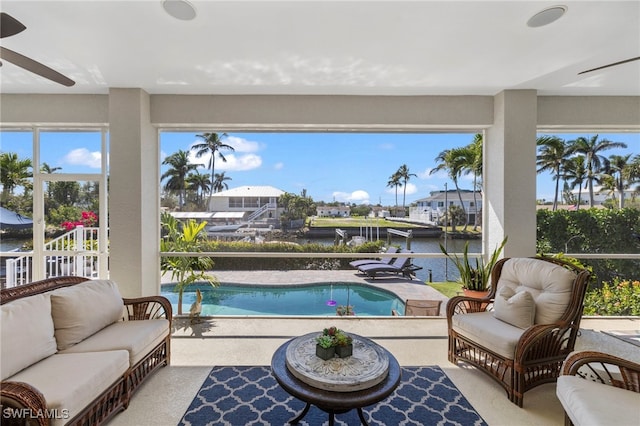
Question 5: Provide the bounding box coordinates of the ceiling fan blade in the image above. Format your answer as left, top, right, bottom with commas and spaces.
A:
578, 56, 640, 75
1, 13, 27, 38
0, 46, 75, 86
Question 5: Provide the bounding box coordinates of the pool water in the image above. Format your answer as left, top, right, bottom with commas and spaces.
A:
161, 282, 404, 316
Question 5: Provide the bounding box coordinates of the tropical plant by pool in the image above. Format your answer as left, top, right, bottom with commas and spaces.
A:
161, 282, 404, 316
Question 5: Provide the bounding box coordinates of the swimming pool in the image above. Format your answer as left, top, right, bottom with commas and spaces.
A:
161, 282, 404, 316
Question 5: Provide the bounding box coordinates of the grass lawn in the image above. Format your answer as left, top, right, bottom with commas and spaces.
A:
427, 281, 463, 298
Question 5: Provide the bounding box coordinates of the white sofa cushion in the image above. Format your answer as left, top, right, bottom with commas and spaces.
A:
493, 286, 536, 329
452, 311, 524, 359
557, 375, 640, 426
50, 280, 124, 350
1, 294, 58, 380
7, 351, 129, 426
497, 258, 576, 324
60, 319, 170, 365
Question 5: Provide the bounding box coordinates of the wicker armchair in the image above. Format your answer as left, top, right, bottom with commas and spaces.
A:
446, 256, 591, 407
557, 351, 640, 426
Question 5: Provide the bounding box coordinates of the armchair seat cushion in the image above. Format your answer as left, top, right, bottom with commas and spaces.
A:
59, 319, 170, 366
7, 351, 129, 426
556, 375, 640, 426
452, 311, 524, 359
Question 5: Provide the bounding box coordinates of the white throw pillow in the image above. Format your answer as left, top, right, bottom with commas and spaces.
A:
493, 286, 536, 329
50, 280, 124, 350
1, 294, 58, 380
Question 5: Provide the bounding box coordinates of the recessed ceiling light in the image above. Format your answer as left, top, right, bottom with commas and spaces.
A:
162, 0, 197, 21
527, 5, 567, 28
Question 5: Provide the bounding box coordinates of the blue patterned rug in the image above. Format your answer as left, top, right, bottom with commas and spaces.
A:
179, 366, 486, 426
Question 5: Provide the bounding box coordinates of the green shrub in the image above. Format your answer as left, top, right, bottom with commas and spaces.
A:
201, 239, 385, 270
583, 278, 640, 316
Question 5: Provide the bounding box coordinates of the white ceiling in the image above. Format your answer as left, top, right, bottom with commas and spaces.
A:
0, 1, 639, 96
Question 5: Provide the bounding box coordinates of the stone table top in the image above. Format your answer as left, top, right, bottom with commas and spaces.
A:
285, 332, 390, 392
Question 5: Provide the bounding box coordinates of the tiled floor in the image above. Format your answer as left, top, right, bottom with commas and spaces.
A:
107, 315, 639, 426
108, 271, 639, 426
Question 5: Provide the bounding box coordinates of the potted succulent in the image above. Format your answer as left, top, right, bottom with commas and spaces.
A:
333, 329, 353, 358
440, 236, 507, 298
315, 326, 354, 359
315, 334, 335, 360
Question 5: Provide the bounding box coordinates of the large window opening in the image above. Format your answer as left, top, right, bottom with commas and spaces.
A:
0, 128, 108, 286
159, 131, 487, 286
157, 129, 639, 315
535, 132, 640, 315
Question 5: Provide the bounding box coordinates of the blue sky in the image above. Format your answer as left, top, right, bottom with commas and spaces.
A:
1, 131, 638, 205
164, 131, 640, 205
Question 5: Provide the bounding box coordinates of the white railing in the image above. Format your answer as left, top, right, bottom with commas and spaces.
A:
248, 203, 277, 221
408, 207, 440, 224
5, 226, 101, 288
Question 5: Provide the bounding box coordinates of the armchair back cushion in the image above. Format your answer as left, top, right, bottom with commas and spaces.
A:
496, 258, 577, 324
493, 286, 536, 329
1, 294, 58, 380
50, 280, 124, 350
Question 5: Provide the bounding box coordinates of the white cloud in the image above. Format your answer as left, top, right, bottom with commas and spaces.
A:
187, 136, 263, 171
332, 190, 370, 204
224, 136, 262, 153
63, 148, 101, 169
187, 151, 262, 172
217, 154, 262, 171
418, 167, 444, 179
274, 162, 284, 170
385, 182, 417, 195
403, 183, 418, 195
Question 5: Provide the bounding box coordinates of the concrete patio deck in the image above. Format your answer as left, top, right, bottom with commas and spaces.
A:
107, 270, 640, 426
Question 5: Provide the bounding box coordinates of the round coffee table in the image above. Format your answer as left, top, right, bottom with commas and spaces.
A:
271, 333, 401, 426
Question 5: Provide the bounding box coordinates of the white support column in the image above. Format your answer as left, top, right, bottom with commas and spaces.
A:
485, 90, 538, 258
108, 88, 160, 297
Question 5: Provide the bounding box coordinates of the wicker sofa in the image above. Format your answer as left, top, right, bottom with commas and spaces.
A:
446, 257, 591, 407
557, 351, 640, 426
1, 276, 172, 426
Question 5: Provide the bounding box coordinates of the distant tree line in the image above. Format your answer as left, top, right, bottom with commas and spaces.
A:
536, 134, 639, 210
0, 152, 98, 230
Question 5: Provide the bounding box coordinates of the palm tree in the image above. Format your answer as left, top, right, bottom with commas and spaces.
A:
160, 213, 218, 315
212, 171, 232, 193
396, 164, 417, 211
386, 171, 401, 214
161, 150, 198, 210
536, 136, 569, 211
186, 171, 211, 209
191, 132, 233, 199
628, 154, 640, 199
568, 135, 628, 207
563, 156, 588, 209
40, 163, 62, 174
455, 134, 483, 229
604, 154, 632, 208
41, 162, 62, 202
431, 148, 467, 229
0, 152, 32, 203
